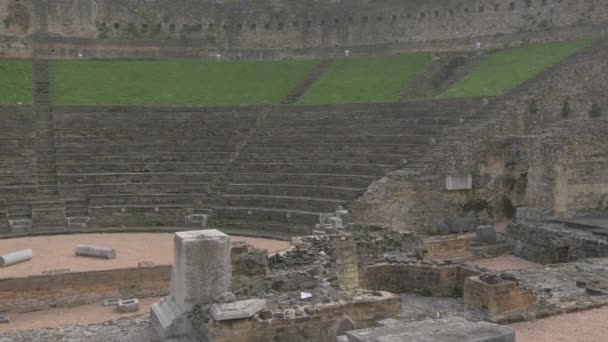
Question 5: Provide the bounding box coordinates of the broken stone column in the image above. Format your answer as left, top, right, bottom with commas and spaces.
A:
0, 249, 33, 267
151, 229, 232, 340
74, 245, 116, 259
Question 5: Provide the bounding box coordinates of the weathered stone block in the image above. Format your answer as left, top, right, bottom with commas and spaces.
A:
118, 299, 140, 313
151, 229, 232, 340
476, 225, 497, 243
445, 174, 473, 191
0, 315, 9, 324
210, 299, 266, 321
346, 317, 515, 342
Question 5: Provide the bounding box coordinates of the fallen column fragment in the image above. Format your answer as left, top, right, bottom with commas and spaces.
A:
0, 249, 33, 267
74, 245, 116, 259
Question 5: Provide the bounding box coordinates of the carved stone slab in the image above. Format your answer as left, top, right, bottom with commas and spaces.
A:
210, 299, 266, 321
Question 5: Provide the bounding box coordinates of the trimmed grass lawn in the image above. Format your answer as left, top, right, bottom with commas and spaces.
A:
0, 60, 33, 104
439, 38, 596, 98
299, 54, 431, 105
50, 59, 317, 105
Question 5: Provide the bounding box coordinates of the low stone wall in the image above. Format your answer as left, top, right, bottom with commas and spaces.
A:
360, 263, 478, 297
422, 236, 472, 261
207, 292, 401, 342
0, 265, 171, 313
508, 221, 608, 264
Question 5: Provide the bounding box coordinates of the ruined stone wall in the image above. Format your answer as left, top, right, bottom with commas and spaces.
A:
361, 263, 477, 297
208, 293, 401, 342
508, 221, 608, 263
351, 38, 608, 232
1, 0, 607, 58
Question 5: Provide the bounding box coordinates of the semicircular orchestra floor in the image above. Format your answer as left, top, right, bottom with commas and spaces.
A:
0, 232, 291, 279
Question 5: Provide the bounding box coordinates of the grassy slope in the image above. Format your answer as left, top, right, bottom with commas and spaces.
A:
0, 60, 33, 104
439, 38, 596, 98
299, 54, 431, 105
50, 59, 317, 105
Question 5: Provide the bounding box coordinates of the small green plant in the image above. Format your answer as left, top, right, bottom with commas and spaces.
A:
590, 103, 602, 118
451, 287, 464, 298
3, 17, 11, 28
419, 288, 433, 297
562, 97, 571, 118
527, 100, 539, 114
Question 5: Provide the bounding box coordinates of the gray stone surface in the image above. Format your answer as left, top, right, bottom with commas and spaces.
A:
346, 317, 514, 342
210, 299, 266, 321
151, 229, 232, 339
327, 316, 357, 342
74, 245, 116, 259
476, 225, 497, 243
0, 315, 9, 324
0, 249, 33, 267
103, 298, 121, 307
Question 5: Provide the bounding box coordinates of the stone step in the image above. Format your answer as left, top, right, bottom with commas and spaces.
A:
223, 172, 376, 188
217, 194, 346, 212
56, 162, 226, 174
88, 194, 204, 206
227, 162, 393, 176
58, 182, 211, 197
212, 206, 323, 226
58, 172, 218, 184
54, 152, 234, 163
224, 183, 365, 200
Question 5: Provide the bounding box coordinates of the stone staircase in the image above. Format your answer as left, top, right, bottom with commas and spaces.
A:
280, 60, 333, 105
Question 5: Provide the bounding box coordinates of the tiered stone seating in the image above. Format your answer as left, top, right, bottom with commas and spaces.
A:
212, 99, 483, 235
52, 106, 260, 227
0, 106, 39, 231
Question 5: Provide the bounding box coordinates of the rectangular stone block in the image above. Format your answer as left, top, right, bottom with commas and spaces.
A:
210, 299, 266, 321
346, 317, 515, 342
170, 229, 232, 310
445, 174, 473, 191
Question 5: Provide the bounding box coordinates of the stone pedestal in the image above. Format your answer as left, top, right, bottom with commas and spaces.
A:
151, 229, 232, 340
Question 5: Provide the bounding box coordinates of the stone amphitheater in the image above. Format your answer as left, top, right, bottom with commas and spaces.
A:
1, 0, 608, 341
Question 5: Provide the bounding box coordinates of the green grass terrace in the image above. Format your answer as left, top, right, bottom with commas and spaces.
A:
0, 60, 33, 105
50, 59, 317, 105
299, 53, 432, 105
438, 38, 596, 99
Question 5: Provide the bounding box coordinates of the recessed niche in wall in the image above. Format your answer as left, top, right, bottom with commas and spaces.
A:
114, 23, 119, 29
264, 23, 270, 30
141, 24, 147, 33
478, 6, 484, 13
494, 4, 501, 11
292, 21, 299, 28
277, 23, 284, 30
237, 24, 243, 31
377, 16, 383, 22
392, 15, 397, 23
420, 12, 425, 19
250, 24, 256, 31
362, 16, 369, 23
434, 11, 439, 17
208, 24, 215, 32
169, 24, 175, 32
222, 24, 228, 31
348, 17, 354, 23
305, 21, 312, 28
195, 24, 202, 31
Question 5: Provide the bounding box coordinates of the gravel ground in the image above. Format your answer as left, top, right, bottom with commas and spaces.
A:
0, 233, 290, 278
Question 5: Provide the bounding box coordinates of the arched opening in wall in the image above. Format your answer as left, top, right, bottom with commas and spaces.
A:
392, 15, 397, 23
237, 24, 243, 31
155, 23, 162, 33
305, 21, 312, 28
264, 23, 270, 30
419, 12, 425, 19
141, 24, 147, 33
433, 11, 439, 18
223, 24, 229, 31
169, 24, 175, 32
277, 23, 284, 31
208, 24, 215, 32
377, 16, 383, 22
249, 24, 256, 31
362, 16, 369, 24
195, 24, 202, 32
449, 9, 454, 16
114, 23, 119, 29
